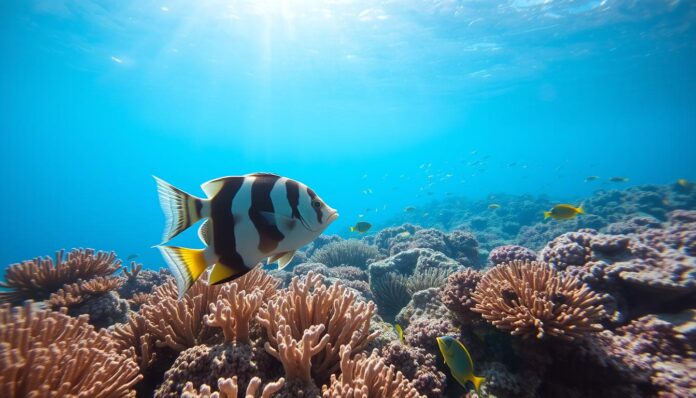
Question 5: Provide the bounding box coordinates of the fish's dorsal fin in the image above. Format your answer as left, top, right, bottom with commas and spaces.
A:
201, 176, 242, 198
246, 172, 281, 178
455, 338, 475, 367
277, 250, 296, 269
198, 219, 211, 246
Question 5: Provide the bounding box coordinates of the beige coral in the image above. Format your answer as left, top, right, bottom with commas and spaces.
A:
471, 260, 606, 341
321, 345, 424, 398
257, 272, 379, 384
264, 324, 330, 382
48, 276, 125, 309
0, 301, 141, 397
0, 249, 122, 304
111, 312, 157, 371
205, 283, 264, 345
181, 376, 285, 398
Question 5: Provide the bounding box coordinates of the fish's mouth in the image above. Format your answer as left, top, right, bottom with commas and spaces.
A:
327, 210, 339, 224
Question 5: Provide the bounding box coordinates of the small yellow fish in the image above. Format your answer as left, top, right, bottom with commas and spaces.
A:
404, 206, 416, 212
488, 204, 500, 210
437, 336, 485, 393
584, 176, 599, 182
544, 204, 584, 220
677, 179, 693, 189
395, 323, 405, 344
609, 176, 629, 183
349, 221, 372, 234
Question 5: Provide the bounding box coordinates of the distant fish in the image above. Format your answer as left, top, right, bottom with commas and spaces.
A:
154, 173, 338, 298
677, 179, 693, 189
437, 336, 485, 394
395, 323, 405, 344
404, 206, 416, 212
584, 176, 600, 182
126, 254, 139, 261
397, 231, 411, 238
544, 204, 584, 220
349, 221, 372, 234
488, 204, 501, 210
609, 176, 629, 183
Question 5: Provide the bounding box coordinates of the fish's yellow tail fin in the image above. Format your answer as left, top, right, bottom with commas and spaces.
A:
154, 176, 207, 244
472, 376, 485, 393
577, 204, 585, 214
543, 211, 551, 219
158, 246, 208, 299
349, 226, 356, 232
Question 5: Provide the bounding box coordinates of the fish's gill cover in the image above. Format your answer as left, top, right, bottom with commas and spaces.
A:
0, 301, 141, 397
257, 271, 379, 385
0, 248, 122, 304
321, 344, 425, 398
472, 260, 607, 341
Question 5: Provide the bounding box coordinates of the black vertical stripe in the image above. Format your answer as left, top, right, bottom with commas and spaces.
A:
285, 179, 301, 219
307, 188, 323, 224
211, 177, 247, 268
195, 200, 203, 218
249, 175, 285, 254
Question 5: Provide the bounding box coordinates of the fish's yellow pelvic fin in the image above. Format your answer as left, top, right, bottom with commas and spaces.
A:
543, 211, 551, 219
209, 263, 246, 285
277, 250, 296, 270
154, 176, 206, 244
158, 246, 208, 299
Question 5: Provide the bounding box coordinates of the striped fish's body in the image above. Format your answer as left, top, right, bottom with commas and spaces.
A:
154, 173, 339, 298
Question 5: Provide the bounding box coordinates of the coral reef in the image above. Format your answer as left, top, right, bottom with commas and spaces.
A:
257, 272, 378, 385
380, 342, 447, 398
373, 226, 480, 267
0, 248, 121, 304
0, 301, 141, 397
321, 345, 425, 398
118, 262, 171, 299
181, 376, 285, 398
309, 239, 380, 269
488, 245, 537, 266
472, 260, 607, 341
440, 268, 483, 324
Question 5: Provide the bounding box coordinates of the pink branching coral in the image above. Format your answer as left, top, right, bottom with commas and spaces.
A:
48, 276, 125, 309
205, 283, 264, 345
112, 312, 157, 371
321, 345, 425, 398
0, 248, 121, 304
471, 260, 607, 341
265, 324, 330, 383
122, 261, 143, 282
0, 302, 141, 397
181, 376, 285, 398
257, 272, 378, 384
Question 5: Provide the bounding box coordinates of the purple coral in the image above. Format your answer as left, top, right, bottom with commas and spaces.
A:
488, 245, 537, 266
440, 269, 482, 323
405, 317, 458, 352
380, 342, 447, 398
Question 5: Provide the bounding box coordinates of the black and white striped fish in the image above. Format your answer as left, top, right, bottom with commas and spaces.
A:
154, 172, 339, 298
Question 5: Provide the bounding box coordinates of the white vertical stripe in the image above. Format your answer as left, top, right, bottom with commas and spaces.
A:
231, 176, 264, 266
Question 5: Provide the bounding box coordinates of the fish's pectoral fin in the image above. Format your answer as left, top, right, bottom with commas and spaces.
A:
157, 246, 208, 299
209, 263, 248, 285
277, 250, 296, 270
198, 219, 211, 246
472, 376, 485, 393
266, 252, 283, 265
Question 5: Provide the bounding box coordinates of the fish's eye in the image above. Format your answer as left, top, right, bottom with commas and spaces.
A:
312, 200, 321, 209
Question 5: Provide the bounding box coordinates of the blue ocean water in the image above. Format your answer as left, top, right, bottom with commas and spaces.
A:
1, 0, 694, 269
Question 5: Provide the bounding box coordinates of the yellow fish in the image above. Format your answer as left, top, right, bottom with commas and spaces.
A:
437, 336, 485, 393
677, 179, 693, 189
349, 221, 372, 234
488, 204, 500, 210
544, 204, 584, 220
395, 324, 405, 344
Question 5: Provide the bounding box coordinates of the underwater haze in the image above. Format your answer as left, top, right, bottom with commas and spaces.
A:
1, 0, 695, 269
